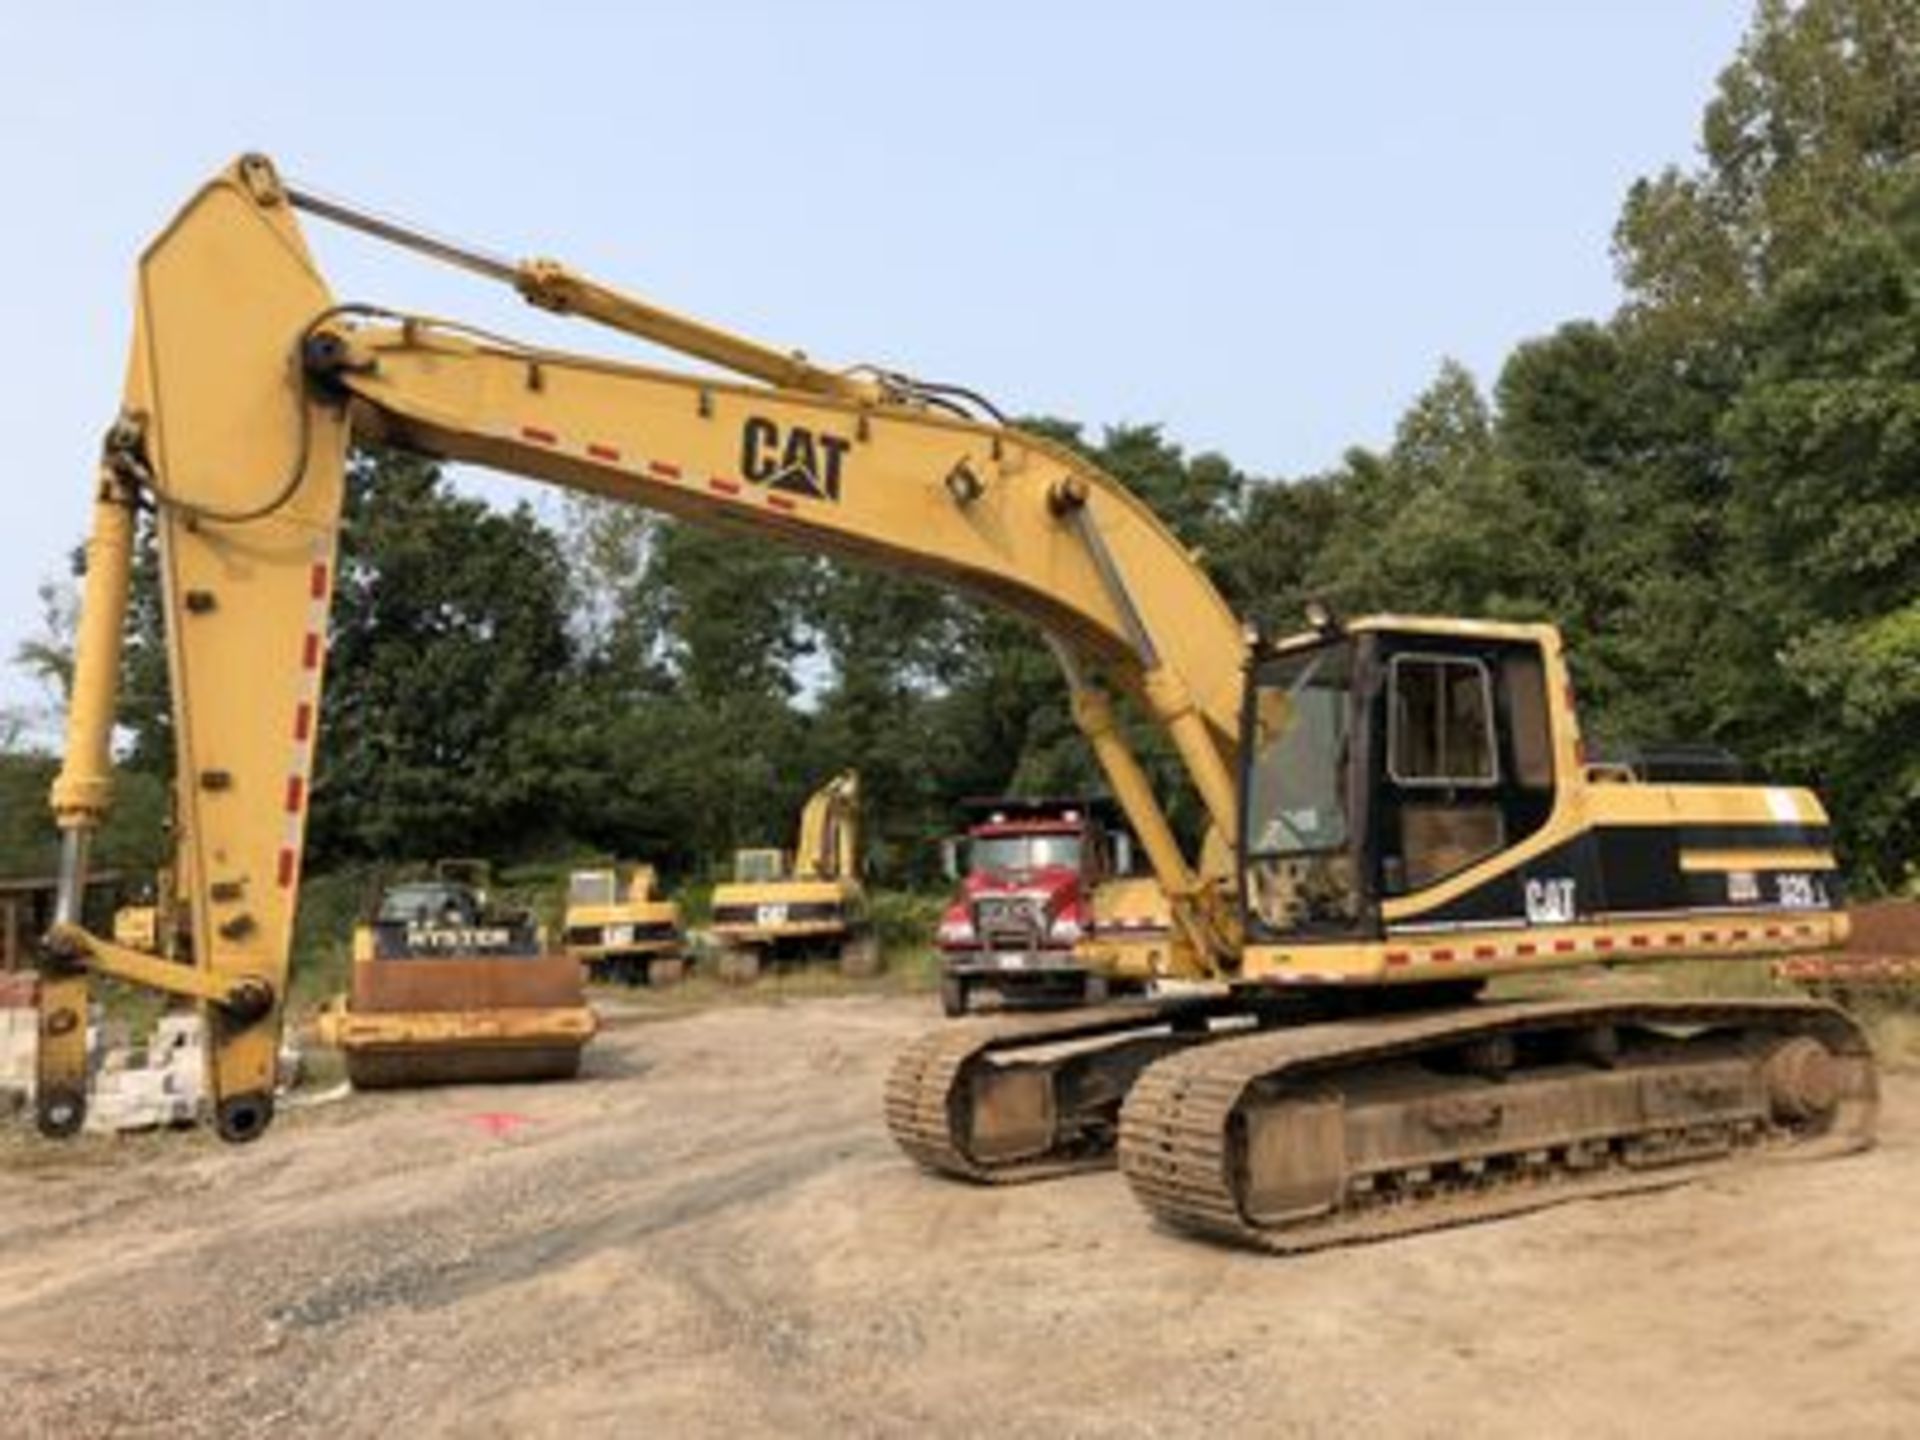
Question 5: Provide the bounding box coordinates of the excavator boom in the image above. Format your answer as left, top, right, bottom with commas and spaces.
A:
39, 154, 1243, 1136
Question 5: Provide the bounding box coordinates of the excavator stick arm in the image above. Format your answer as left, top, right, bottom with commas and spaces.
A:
43, 162, 349, 1139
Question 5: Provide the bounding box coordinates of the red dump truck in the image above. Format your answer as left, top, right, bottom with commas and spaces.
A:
935, 797, 1156, 1016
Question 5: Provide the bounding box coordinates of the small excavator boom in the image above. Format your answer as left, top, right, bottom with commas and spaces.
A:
794, 772, 860, 882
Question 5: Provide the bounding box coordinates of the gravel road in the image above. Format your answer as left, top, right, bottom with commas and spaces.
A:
2, 993, 1916, 1438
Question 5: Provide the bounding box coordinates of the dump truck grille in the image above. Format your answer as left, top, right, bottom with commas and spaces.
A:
973, 897, 1045, 947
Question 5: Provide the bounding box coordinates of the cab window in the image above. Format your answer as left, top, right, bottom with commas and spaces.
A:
1389, 655, 1498, 786
568, 872, 616, 907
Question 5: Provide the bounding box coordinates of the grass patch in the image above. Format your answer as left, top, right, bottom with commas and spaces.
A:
288, 868, 375, 1016
594, 938, 942, 1017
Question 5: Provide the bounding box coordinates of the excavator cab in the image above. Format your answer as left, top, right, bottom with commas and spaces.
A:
731, 848, 790, 885
1242, 620, 1562, 942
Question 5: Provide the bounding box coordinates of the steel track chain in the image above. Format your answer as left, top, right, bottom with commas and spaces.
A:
1118, 998, 1875, 1253
884, 997, 1229, 1184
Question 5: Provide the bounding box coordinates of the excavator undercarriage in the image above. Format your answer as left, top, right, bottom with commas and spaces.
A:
886, 991, 1875, 1251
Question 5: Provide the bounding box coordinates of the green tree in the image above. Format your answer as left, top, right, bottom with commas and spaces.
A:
1718, 204, 1920, 882
628, 523, 820, 869
1305, 361, 1554, 623
307, 448, 579, 863
1616, 0, 1920, 334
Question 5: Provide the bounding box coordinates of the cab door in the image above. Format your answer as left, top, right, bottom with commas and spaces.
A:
1369, 636, 1556, 903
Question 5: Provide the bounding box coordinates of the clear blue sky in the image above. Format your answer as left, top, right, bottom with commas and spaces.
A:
0, 1, 1752, 724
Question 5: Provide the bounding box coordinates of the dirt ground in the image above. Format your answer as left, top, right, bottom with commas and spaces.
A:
2, 992, 1918, 1439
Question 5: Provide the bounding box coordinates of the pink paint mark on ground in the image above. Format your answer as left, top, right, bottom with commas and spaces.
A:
465, 1112, 534, 1139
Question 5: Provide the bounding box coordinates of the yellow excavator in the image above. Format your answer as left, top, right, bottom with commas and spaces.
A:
33, 156, 1874, 1253
564, 864, 687, 985
708, 771, 876, 982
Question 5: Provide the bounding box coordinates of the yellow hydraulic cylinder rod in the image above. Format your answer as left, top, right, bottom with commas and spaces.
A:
49, 464, 138, 893
37, 460, 136, 1137
281, 176, 883, 406
1068, 687, 1223, 976
1068, 686, 1199, 902
1047, 634, 1222, 972
516, 261, 887, 407
1050, 479, 1241, 844
1141, 666, 1240, 843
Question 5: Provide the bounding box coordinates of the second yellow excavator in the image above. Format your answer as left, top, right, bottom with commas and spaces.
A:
564, 864, 687, 985
708, 771, 876, 981
32, 156, 1875, 1254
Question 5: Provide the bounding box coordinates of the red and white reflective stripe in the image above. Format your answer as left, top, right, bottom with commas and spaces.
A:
1377, 917, 1837, 973
509, 422, 808, 516
278, 543, 331, 890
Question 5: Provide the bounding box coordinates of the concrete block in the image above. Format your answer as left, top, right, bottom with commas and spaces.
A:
7, 1006, 303, 1132
0, 1009, 35, 1094
153, 1014, 202, 1051
86, 1054, 199, 1132
86, 1089, 195, 1132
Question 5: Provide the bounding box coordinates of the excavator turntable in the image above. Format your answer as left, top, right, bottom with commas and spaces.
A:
28, 154, 1876, 1251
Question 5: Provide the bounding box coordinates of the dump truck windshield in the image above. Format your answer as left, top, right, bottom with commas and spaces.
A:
971, 834, 1083, 873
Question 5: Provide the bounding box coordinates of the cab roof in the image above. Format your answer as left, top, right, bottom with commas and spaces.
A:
1269, 614, 1559, 654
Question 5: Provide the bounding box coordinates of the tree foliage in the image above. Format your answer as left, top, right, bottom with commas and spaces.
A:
303, 449, 579, 862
